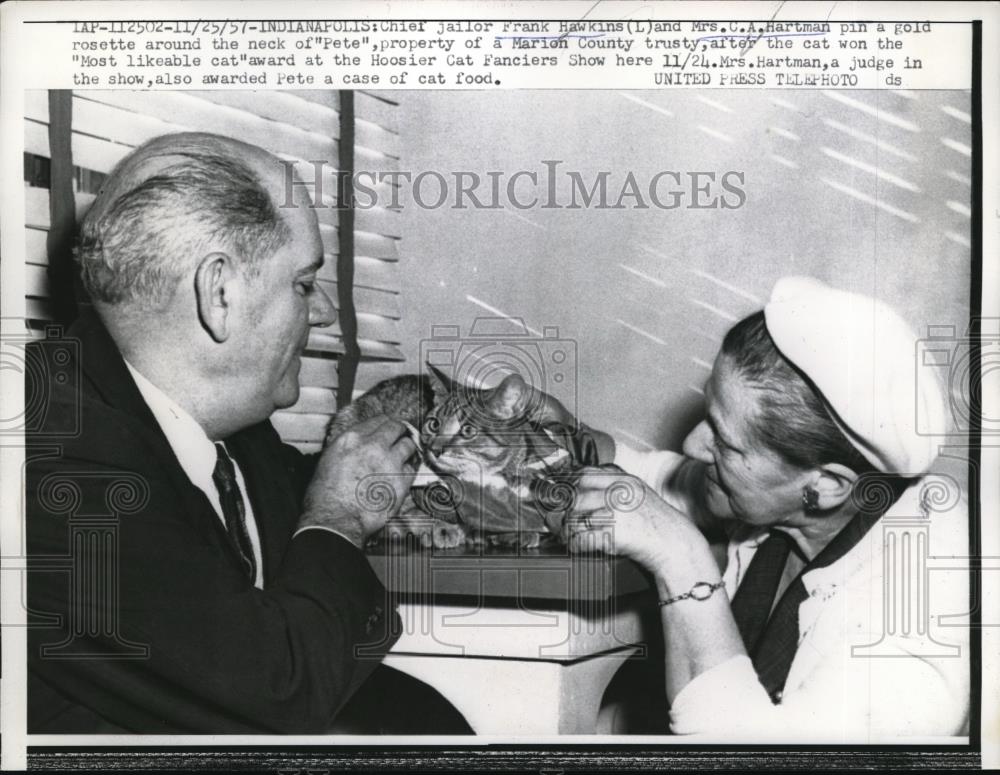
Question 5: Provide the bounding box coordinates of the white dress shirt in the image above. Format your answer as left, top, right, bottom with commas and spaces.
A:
614, 441, 970, 741
125, 361, 265, 589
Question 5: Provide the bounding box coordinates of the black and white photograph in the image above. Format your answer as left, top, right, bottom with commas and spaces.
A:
1, 1, 997, 771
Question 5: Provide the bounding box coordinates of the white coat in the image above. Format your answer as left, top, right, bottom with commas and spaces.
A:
615, 444, 970, 741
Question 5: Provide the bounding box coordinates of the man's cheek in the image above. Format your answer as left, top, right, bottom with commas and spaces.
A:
705, 486, 733, 518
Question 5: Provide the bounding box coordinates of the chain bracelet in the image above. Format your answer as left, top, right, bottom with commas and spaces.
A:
657, 580, 726, 607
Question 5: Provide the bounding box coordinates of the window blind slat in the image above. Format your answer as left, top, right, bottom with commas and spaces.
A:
285, 385, 339, 415
64, 96, 344, 205
286, 90, 340, 113
356, 311, 401, 345
69, 133, 131, 175
270, 412, 330, 443
22, 88, 402, 448
24, 90, 50, 122
355, 119, 400, 159
315, 279, 400, 324
306, 329, 346, 355
281, 162, 343, 212
358, 339, 404, 362
286, 441, 323, 454
26, 260, 48, 296
318, 223, 337, 243
71, 95, 181, 147
355, 231, 399, 261
355, 147, 400, 175
348, 284, 400, 319
25, 186, 50, 230
354, 255, 399, 293
355, 91, 399, 134
26, 297, 53, 320
317, 257, 339, 283
353, 360, 407, 394
78, 92, 338, 163
355, 207, 402, 239
25, 227, 47, 266
25, 187, 96, 229
182, 91, 340, 139
25, 119, 50, 158
298, 355, 340, 387
320, 235, 340, 263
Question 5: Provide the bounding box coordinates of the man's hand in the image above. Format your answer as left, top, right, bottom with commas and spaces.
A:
299, 416, 417, 548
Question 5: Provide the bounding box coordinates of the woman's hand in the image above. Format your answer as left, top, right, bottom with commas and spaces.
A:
565, 468, 745, 705
523, 384, 577, 428
522, 388, 617, 465
562, 466, 706, 571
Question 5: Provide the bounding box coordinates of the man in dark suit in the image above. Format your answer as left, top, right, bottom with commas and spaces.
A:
26, 132, 415, 733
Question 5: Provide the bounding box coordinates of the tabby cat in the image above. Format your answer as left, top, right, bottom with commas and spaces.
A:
325, 365, 584, 549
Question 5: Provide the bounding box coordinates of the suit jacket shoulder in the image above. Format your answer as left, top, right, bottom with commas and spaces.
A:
27, 313, 399, 733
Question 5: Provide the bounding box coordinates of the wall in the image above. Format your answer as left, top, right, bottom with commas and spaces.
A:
358, 89, 973, 472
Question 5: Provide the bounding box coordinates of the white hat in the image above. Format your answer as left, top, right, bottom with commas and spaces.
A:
763, 276, 948, 475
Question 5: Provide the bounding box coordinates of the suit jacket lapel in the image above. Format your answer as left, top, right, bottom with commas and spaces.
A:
72, 309, 161, 436
69, 311, 240, 551
71, 309, 300, 583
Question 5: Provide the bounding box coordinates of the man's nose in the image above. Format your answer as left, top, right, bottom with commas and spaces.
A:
682, 420, 715, 464
309, 285, 337, 327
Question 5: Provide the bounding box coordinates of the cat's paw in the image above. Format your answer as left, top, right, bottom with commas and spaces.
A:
381, 516, 468, 550
383, 519, 431, 549
431, 521, 468, 549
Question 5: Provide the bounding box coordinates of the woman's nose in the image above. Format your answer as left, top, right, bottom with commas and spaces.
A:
682, 420, 715, 464
309, 285, 337, 327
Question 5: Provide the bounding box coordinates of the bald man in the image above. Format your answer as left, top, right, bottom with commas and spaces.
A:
26, 133, 415, 733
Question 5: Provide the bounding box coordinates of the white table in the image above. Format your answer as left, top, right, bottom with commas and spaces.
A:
368, 548, 653, 735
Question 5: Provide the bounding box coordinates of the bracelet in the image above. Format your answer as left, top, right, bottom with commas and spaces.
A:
657, 580, 726, 607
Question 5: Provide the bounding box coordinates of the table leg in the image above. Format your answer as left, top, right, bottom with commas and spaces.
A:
384, 648, 637, 735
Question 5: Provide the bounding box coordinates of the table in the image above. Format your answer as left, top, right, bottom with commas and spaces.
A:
365, 543, 657, 735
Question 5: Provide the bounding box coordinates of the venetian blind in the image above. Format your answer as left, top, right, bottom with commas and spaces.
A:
23, 89, 404, 454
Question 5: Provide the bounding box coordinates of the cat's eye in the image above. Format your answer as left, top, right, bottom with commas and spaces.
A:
460, 424, 477, 439
423, 417, 441, 434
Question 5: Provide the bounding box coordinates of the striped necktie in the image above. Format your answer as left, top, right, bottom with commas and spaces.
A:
212, 443, 256, 583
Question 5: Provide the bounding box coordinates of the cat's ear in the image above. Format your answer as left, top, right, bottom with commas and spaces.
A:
489, 373, 529, 420
425, 363, 454, 404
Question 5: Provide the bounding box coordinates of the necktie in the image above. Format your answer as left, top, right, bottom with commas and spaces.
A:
212, 443, 257, 583
730, 530, 794, 655
733, 512, 884, 701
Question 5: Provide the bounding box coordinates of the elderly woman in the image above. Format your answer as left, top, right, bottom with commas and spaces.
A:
548, 276, 969, 739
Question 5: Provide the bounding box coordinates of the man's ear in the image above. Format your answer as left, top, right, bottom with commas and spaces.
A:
811, 463, 858, 511
194, 252, 235, 343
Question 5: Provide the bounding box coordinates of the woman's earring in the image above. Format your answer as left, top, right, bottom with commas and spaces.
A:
802, 486, 820, 513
